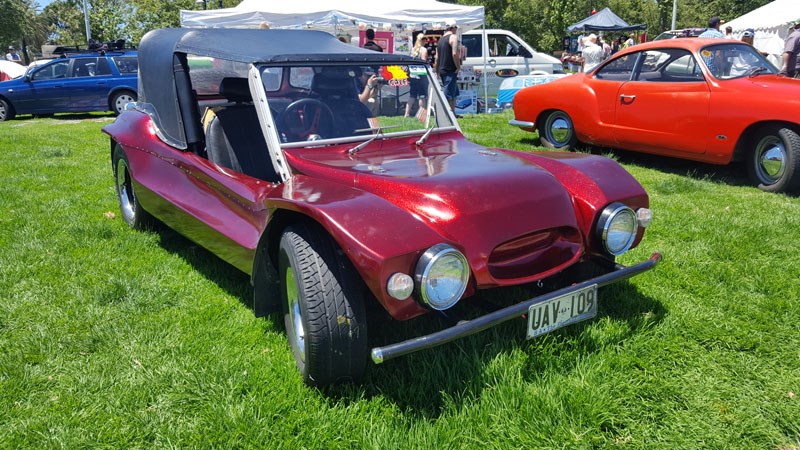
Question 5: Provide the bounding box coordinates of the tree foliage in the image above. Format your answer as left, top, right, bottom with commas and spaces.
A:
1, 0, 780, 55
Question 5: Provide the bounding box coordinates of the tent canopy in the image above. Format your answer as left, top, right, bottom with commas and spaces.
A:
725, 0, 800, 61
566, 8, 646, 33
180, 0, 485, 33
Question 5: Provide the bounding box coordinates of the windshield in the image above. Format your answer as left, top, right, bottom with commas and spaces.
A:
699, 43, 778, 80
256, 63, 454, 146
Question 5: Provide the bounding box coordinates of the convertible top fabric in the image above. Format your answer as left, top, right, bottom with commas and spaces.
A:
138, 28, 420, 148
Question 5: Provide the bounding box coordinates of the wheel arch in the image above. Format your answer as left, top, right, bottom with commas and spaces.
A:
107, 87, 137, 111
731, 120, 800, 162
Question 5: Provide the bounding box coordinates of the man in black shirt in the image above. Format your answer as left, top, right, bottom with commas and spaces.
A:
434, 22, 460, 110
363, 29, 383, 52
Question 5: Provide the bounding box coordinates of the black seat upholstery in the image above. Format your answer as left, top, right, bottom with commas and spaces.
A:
204, 77, 279, 182
311, 69, 372, 137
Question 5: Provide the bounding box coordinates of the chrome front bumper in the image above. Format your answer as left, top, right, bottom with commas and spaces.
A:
370, 252, 662, 364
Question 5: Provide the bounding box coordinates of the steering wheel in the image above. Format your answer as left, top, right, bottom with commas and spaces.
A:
276, 98, 335, 142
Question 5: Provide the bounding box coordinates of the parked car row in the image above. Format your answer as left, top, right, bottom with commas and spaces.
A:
0, 49, 138, 121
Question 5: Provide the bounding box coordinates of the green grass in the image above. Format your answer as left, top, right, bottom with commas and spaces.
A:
1, 111, 799, 449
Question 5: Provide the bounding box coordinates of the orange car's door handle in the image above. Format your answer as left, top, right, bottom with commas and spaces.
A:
620, 94, 636, 102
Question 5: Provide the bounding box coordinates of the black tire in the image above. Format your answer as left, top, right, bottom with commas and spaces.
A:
111, 90, 137, 116
539, 110, 577, 150
746, 125, 800, 193
112, 144, 153, 229
0, 98, 15, 122
279, 223, 368, 386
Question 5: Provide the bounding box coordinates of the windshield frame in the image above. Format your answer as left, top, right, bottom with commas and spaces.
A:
254, 61, 458, 150
698, 42, 778, 80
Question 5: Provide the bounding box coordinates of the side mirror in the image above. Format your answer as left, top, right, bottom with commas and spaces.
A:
24, 73, 32, 82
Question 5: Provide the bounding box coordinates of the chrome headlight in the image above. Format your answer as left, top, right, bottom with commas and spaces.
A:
596, 203, 638, 256
414, 244, 470, 310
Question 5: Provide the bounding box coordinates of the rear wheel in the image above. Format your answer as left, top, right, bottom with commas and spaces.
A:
111, 90, 137, 115
112, 144, 153, 229
0, 98, 15, 122
747, 125, 800, 193
279, 223, 368, 386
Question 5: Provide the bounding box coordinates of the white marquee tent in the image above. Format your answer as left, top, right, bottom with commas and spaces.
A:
725, 0, 800, 66
180, 0, 485, 34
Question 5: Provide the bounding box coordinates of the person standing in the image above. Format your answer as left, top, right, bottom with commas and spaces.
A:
405, 33, 430, 118
780, 22, 800, 78
362, 29, 383, 52
434, 22, 461, 111
622, 33, 635, 49
724, 26, 735, 39
699, 17, 725, 38
582, 34, 604, 72
5, 46, 21, 63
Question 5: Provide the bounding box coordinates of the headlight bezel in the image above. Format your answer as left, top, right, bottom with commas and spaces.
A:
596, 203, 639, 256
414, 243, 470, 311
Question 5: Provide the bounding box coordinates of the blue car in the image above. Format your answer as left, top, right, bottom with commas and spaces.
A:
0, 50, 138, 121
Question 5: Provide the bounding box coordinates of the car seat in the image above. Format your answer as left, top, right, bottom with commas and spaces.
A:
311, 68, 372, 137
204, 77, 279, 182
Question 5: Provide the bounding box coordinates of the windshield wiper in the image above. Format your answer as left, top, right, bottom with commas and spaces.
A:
348, 125, 400, 155
415, 106, 437, 147
747, 66, 769, 78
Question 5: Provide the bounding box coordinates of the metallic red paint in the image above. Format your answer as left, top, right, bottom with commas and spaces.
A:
104, 112, 649, 321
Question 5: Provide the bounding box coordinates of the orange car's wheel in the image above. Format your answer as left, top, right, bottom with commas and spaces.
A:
747, 126, 800, 194
539, 110, 577, 150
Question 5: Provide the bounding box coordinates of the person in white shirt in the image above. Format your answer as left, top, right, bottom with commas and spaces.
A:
5, 46, 21, 63
582, 34, 604, 72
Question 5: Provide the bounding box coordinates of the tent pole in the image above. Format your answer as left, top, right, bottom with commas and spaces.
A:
482, 18, 488, 113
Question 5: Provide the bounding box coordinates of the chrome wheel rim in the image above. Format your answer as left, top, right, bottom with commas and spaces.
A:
0, 103, 6, 121
114, 94, 134, 114
754, 135, 786, 184
285, 266, 305, 362
115, 159, 136, 223
547, 113, 573, 147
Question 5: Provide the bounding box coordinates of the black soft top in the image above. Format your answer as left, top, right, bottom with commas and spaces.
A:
138, 28, 420, 148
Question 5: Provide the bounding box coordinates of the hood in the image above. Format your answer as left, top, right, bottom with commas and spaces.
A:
286, 132, 584, 282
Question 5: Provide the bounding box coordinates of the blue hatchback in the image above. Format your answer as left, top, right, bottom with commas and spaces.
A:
0, 50, 138, 121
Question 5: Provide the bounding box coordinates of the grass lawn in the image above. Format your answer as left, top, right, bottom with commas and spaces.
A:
1, 111, 799, 449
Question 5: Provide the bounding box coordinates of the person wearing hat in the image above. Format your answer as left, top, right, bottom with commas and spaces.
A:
780, 22, 800, 78
434, 21, 461, 111
741, 28, 755, 46
699, 17, 725, 38
5, 46, 21, 63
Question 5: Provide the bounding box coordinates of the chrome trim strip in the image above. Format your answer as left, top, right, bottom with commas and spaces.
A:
509, 119, 535, 128
370, 252, 662, 364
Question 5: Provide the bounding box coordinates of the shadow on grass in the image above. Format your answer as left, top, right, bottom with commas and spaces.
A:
12, 112, 115, 122
146, 222, 664, 419
327, 278, 665, 419
153, 226, 254, 309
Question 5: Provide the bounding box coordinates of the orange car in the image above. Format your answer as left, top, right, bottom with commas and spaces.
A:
511, 38, 800, 193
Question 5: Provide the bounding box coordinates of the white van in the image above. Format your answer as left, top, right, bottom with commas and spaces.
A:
461, 29, 563, 97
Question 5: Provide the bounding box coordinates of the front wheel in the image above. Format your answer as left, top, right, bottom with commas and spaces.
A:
0, 98, 15, 122
747, 126, 800, 193
111, 90, 137, 116
279, 223, 368, 386
112, 144, 153, 229
538, 110, 577, 150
